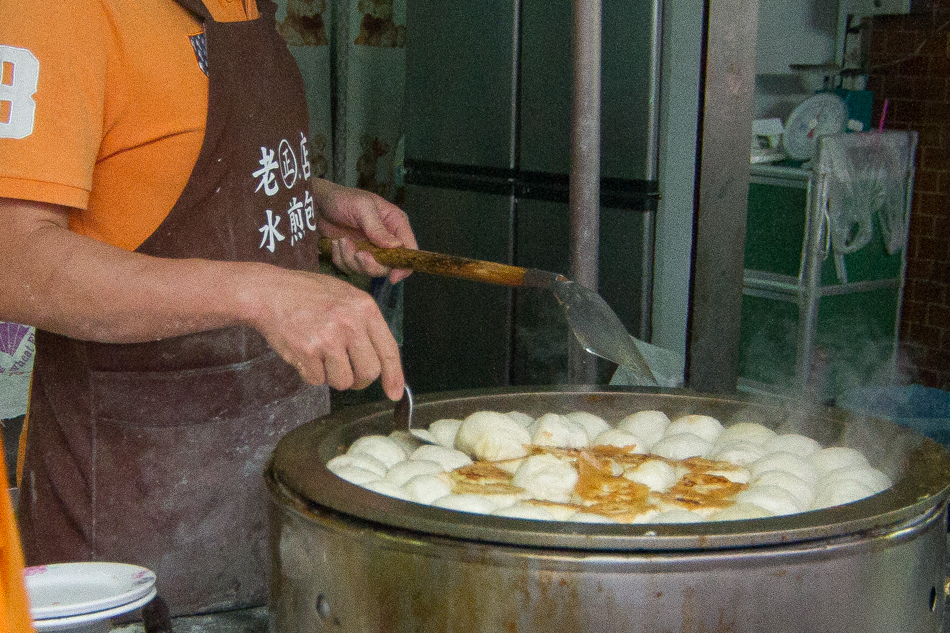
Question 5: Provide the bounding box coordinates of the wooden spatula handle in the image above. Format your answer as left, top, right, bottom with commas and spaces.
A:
318, 237, 533, 287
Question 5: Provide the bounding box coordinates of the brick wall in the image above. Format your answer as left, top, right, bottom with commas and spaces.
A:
865, 7, 950, 389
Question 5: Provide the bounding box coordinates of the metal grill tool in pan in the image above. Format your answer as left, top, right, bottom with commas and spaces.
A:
393, 383, 438, 445
318, 238, 659, 386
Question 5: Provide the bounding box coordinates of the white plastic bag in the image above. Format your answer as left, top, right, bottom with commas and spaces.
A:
817, 132, 912, 283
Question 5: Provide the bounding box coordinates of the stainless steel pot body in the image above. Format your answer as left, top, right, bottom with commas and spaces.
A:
269, 490, 947, 633
267, 387, 950, 633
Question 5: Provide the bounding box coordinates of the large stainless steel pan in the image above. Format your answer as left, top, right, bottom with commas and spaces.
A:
266, 386, 950, 632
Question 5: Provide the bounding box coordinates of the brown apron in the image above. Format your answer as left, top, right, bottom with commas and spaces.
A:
18, 0, 329, 616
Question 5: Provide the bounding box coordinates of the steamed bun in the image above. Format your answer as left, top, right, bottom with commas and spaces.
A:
718, 423, 777, 447
735, 485, 803, 516
810, 447, 871, 477
821, 465, 891, 494
753, 470, 815, 508
617, 410, 670, 449
652, 508, 706, 524
330, 465, 381, 487
511, 454, 578, 504
428, 419, 463, 448
749, 451, 817, 485
385, 459, 445, 487
402, 474, 452, 505
492, 504, 557, 521
623, 459, 678, 492
410, 445, 473, 471
364, 479, 413, 501
811, 479, 876, 510
592, 428, 646, 452
347, 435, 409, 468
327, 453, 388, 477
566, 411, 611, 441
764, 433, 822, 458
433, 493, 500, 514
651, 433, 712, 460
665, 414, 724, 444
712, 502, 773, 521
529, 413, 590, 449
505, 411, 535, 428
708, 441, 765, 466
456, 411, 532, 461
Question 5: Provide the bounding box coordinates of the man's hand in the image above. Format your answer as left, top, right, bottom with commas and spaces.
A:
242, 265, 404, 400
312, 179, 418, 283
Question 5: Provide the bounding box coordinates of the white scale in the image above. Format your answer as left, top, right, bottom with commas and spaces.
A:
782, 92, 849, 161
751, 92, 851, 165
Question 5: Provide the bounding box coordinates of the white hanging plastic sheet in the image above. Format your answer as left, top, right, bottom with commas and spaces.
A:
816, 131, 913, 283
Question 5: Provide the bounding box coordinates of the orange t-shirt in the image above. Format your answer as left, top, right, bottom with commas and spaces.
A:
0, 0, 259, 251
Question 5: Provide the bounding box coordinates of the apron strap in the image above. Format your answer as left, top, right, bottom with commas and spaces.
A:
172, 0, 212, 21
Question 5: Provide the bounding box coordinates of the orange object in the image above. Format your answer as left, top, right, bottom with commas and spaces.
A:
1, 443, 34, 633
0, 0, 257, 252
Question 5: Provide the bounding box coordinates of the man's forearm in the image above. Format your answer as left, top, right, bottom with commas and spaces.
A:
0, 194, 407, 399
0, 197, 262, 343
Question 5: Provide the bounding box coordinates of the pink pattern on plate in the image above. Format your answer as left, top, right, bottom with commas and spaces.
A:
24, 565, 47, 576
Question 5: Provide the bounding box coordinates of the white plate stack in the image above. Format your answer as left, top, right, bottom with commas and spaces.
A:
25, 562, 157, 632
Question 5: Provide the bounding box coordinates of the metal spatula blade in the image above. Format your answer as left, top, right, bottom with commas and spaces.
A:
548, 276, 659, 386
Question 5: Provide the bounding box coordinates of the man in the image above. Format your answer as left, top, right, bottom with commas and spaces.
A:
0, 0, 416, 615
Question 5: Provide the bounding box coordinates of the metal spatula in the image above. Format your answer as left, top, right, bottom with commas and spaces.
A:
394, 384, 439, 445
319, 238, 659, 386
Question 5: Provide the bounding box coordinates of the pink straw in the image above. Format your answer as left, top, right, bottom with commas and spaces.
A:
878, 99, 889, 132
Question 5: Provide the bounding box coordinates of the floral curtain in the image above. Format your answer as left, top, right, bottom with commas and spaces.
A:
276, 0, 407, 201
276, 0, 408, 354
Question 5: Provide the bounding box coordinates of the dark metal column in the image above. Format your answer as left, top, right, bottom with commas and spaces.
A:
685, 0, 759, 393
568, 0, 602, 384
639, 0, 664, 343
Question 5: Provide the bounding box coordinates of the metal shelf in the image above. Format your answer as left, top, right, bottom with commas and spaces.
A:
739, 131, 917, 400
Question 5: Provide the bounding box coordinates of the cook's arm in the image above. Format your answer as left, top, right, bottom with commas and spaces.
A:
0, 196, 404, 399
